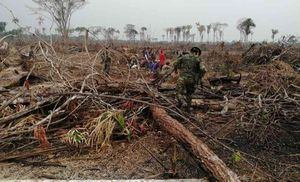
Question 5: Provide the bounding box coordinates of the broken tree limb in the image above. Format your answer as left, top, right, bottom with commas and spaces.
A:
151, 106, 240, 182
0, 91, 23, 111
0, 146, 66, 162
209, 74, 242, 86
33, 96, 78, 127
0, 97, 54, 126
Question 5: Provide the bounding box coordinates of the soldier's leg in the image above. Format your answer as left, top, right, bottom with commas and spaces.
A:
176, 79, 187, 109
185, 83, 196, 112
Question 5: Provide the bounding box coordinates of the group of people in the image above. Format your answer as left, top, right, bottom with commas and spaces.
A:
100, 46, 206, 113
140, 48, 169, 74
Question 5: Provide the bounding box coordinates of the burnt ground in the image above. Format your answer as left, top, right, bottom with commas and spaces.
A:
0, 130, 208, 180
0, 44, 299, 181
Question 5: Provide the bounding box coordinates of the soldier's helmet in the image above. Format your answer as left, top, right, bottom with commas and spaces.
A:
191, 47, 202, 56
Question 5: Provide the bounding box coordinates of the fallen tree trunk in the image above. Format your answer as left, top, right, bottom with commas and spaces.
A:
151, 106, 240, 182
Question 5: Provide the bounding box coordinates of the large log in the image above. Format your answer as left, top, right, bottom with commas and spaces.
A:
151, 106, 240, 182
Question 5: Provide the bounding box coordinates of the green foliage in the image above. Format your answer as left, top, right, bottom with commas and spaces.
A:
240, 18, 256, 36
115, 113, 125, 129
64, 129, 87, 147
114, 112, 131, 140
232, 151, 242, 163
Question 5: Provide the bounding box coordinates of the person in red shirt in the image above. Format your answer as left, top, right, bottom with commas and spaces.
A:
159, 49, 166, 69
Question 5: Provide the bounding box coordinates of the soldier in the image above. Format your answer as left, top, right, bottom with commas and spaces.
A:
173, 47, 206, 112
100, 47, 112, 76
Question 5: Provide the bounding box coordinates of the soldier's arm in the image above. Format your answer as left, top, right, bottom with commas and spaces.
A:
173, 57, 183, 73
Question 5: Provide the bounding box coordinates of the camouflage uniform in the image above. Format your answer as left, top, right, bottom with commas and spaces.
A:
173, 54, 206, 112
100, 49, 112, 76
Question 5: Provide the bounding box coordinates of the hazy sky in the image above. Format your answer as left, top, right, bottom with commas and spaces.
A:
1, 0, 299, 41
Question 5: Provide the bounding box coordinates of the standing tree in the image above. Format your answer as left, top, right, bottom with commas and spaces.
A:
218, 23, 228, 41
170, 28, 175, 42
238, 18, 256, 42
74, 26, 87, 36
212, 23, 219, 42
174, 26, 182, 42
185, 25, 192, 42
211, 22, 228, 42
88, 26, 102, 37
103, 27, 119, 41
181, 26, 187, 41
140, 27, 147, 41
190, 33, 196, 42
271, 29, 279, 42
124, 24, 138, 41
206, 24, 212, 42
236, 19, 244, 42
196, 23, 206, 42
165, 28, 169, 41
0, 21, 7, 33
32, 0, 87, 42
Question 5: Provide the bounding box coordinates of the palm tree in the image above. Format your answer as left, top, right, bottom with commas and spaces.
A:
181, 26, 187, 41
218, 29, 223, 42
140, 27, 147, 41
218, 23, 228, 41
211, 22, 228, 42
124, 24, 138, 41
165, 28, 170, 41
238, 18, 256, 42
170, 28, 175, 42
212, 23, 219, 42
271, 29, 279, 42
174, 27, 182, 42
196, 23, 206, 42
106, 27, 119, 40
207, 24, 212, 42
236, 19, 244, 42
185, 25, 192, 42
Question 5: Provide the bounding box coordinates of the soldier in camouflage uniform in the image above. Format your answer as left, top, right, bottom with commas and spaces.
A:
173, 47, 206, 112
100, 47, 112, 76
